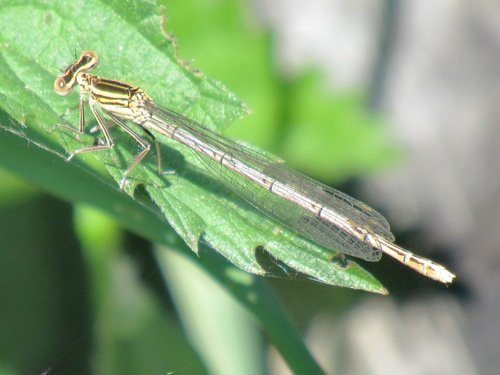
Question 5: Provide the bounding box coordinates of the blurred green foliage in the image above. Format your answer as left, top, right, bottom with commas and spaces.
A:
0, 0, 394, 374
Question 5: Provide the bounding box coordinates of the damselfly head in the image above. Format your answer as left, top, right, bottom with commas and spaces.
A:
54, 51, 99, 96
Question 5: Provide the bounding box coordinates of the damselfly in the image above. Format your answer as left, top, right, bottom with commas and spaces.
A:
54, 51, 455, 284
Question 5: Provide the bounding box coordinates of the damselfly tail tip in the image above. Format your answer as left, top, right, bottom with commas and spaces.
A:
433, 267, 456, 285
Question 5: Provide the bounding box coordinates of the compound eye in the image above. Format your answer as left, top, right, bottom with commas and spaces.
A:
54, 76, 72, 96
80, 51, 99, 70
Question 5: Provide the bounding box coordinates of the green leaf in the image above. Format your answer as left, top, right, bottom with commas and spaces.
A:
0, 0, 386, 291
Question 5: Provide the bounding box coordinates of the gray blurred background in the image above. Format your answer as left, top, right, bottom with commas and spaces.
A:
256, 0, 499, 374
